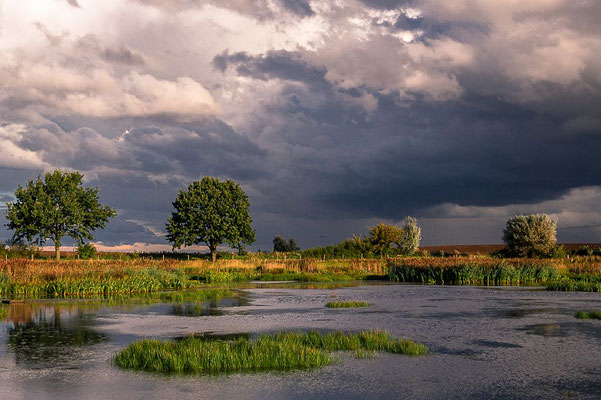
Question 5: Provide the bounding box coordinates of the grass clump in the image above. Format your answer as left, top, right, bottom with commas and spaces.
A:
114, 330, 427, 375
575, 311, 601, 320
0, 304, 8, 320
326, 301, 370, 308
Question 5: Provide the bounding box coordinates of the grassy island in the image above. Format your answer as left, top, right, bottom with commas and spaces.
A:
113, 330, 428, 375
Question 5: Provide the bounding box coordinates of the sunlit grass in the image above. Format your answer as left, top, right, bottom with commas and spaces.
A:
114, 330, 428, 375
325, 301, 370, 308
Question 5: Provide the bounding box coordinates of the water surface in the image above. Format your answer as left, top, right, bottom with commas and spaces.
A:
1, 283, 600, 399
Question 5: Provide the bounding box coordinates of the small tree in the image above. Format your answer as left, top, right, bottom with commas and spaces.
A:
273, 235, 289, 252
166, 177, 256, 262
369, 223, 402, 256
5, 170, 116, 260
502, 214, 557, 258
398, 216, 421, 255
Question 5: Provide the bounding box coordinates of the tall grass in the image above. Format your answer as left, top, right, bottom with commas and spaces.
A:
387, 260, 560, 286
113, 330, 428, 375
546, 273, 601, 292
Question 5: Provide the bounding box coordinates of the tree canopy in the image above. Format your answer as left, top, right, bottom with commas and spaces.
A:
166, 177, 255, 262
5, 170, 116, 260
502, 214, 557, 257
273, 235, 301, 252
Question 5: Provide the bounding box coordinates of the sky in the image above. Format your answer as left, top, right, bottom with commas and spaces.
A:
0, 0, 600, 251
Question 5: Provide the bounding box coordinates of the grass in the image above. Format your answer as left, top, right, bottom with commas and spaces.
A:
387, 260, 560, 286
0, 304, 7, 320
113, 330, 428, 375
326, 301, 370, 308
575, 311, 601, 320
546, 273, 601, 292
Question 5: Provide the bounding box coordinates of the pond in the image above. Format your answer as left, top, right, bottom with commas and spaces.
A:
1, 283, 600, 399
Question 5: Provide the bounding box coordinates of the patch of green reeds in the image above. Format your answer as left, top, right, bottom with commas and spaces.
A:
575, 311, 601, 319
113, 330, 428, 375
546, 273, 601, 292
387, 261, 560, 286
325, 301, 370, 308
0, 268, 194, 297
0, 304, 8, 320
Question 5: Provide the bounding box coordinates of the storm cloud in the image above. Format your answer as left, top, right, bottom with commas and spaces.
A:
1, 0, 600, 250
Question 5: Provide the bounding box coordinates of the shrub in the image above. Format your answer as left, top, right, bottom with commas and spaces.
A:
77, 242, 97, 259
502, 214, 557, 258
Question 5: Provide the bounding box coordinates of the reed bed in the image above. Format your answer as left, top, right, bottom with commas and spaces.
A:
113, 330, 428, 375
325, 301, 370, 308
387, 260, 560, 286
0, 304, 7, 320
575, 311, 601, 320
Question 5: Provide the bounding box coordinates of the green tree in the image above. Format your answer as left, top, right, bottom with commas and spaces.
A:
502, 214, 557, 258
5, 170, 116, 260
273, 235, 289, 252
369, 223, 402, 256
288, 238, 300, 252
397, 216, 421, 255
166, 177, 255, 262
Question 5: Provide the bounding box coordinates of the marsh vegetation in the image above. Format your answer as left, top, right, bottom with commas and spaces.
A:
113, 330, 428, 375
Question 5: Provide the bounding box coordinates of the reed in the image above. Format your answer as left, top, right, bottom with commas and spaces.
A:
387, 260, 560, 286
0, 304, 7, 320
575, 311, 601, 319
113, 330, 428, 375
325, 301, 370, 308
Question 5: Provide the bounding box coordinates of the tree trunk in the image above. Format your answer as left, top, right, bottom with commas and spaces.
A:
55, 240, 61, 261
209, 244, 217, 263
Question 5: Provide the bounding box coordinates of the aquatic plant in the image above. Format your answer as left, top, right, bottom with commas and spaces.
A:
0, 304, 8, 320
575, 311, 601, 319
113, 330, 428, 375
325, 301, 370, 308
387, 261, 560, 286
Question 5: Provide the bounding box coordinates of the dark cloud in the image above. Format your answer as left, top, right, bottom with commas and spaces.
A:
213, 50, 328, 85
280, 0, 314, 17
103, 46, 145, 66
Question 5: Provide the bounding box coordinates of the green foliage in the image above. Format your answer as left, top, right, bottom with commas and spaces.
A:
388, 262, 560, 286
550, 245, 567, 259
502, 214, 557, 258
5, 170, 116, 260
397, 216, 421, 255
77, 242, 97, 259
113, 330, 428, 375
166, 177, 255, 262
273, 235, 301, 252
369, 223, 402, 255
325, 301, 370, 308
575, 311, 601, 319
546, 273, 601, 292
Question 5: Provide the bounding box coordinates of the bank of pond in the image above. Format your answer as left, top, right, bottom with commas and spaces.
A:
0, 257, 600, 298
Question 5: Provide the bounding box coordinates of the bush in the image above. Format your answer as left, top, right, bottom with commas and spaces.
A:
502, 214, 557, 258
77, 242, 97, 259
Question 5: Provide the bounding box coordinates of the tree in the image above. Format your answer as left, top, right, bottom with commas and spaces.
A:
369, 223, 402, 256
273, 235, 301, 252
166, 177, 255, 262
288, 238, 300, 252
273, 235, 289, 252
398, 216, 421, 255
502, 214, 557, 258
5, 170, 116, 260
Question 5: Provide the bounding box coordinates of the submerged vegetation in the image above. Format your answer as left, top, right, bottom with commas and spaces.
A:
575, 311, 601, 320
113, 330, 428, 375
326, 301, 370, 308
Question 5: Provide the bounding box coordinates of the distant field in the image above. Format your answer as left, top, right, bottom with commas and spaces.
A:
420, 243, 601, 255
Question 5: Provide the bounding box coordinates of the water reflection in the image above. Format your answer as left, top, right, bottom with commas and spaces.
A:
1, 288, 247, 367
5, 303, 107, 367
